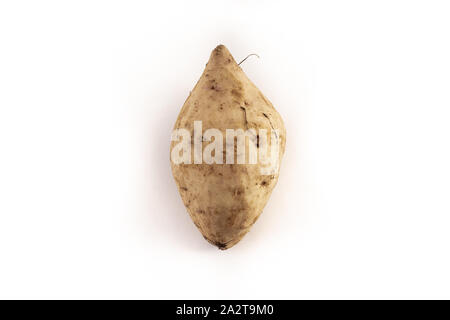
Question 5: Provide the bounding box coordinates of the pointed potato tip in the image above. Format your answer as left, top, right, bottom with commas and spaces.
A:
214, 238, 242, 250
217, 243, 229, 250
208, 44, 236, 66
203, 235, 235, 250
209, 239, 230, 250
213, 44, 227, 53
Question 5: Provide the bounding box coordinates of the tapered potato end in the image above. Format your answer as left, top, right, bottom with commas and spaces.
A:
206, 44, 238, 68
202, 230, 249, 250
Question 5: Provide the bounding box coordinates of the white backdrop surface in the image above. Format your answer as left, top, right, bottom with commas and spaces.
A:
0, 1, 450, 299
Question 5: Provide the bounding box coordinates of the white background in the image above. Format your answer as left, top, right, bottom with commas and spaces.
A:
0, 0, 449, 299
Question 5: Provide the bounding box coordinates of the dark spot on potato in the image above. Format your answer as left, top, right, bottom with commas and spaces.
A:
180, 186, 188, 191
227, 212, 237, 224
215, 242, 227, 250
240, 106, 248, 129
231, 89, 242, 99
261, 180, 267, 186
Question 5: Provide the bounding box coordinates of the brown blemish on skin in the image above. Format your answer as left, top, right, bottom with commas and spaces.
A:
261, 180, 267, 186
209, 79, 219, 91
262, 112, 278, 139
240, 106, 248, 129
180, 186, 188, 191
233, 187, 243, 196
227, 212, 237, 224
202, 234, 229, 250
214, 45, 224, 56
231, 89, 243, 99
215, 242, 228, 250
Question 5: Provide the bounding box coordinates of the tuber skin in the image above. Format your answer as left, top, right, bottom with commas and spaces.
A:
170, 45, 286, 250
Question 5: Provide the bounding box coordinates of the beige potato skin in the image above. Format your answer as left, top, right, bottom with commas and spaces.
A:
171, 45, 286, 249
